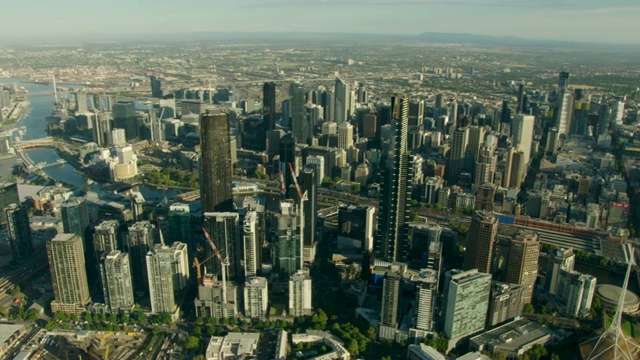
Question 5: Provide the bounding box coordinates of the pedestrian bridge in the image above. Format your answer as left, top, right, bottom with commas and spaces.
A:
13, 137, 55, 150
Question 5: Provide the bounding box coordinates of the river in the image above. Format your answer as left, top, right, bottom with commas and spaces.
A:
5, 78, 182, 201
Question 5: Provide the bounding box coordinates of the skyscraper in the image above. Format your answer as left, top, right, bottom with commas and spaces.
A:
170, 242, 190, 292
200, 109, 233, 213
337, 122, 353, 149
203, 212, 241, 282
195, 274, 239, 318
463, 211, 498, 274
447, 126, 469, 185
150, 75, 163, 98
101, 250, 134, 314
61, 197, 89, 241
545, 248, 575, 295
378, 263, 404, 340
443, 269, 491, 341
47, 234, 91, 316
487, 282, 524, 327
473, 137, 497, 188
511, 114, 535, 166
556, 269, 596, 318
112, 100, 138, 141
4, 203, 33, 263
242, 211, 259, 278
334, 78, 350, 124
555, 90, 574, 136
93, 220, 120, 263
505, 231, 540, 304
300, 164, 318, 263
289, 270, 313, 317
263, 83, 276, 132
273, 201, 302, 278
126, 221, 155, 294
146, 244, 176, 316
411, 268, 438, 336
375, 95, 414, 263
290, 82, 309, 144
74, 91, 88, 113
168, 203, 192, 246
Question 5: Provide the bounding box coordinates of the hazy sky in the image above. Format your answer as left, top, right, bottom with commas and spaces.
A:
3, 0, 639, 43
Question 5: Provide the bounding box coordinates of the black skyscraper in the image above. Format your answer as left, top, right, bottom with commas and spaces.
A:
300, 164, 318, 249
263, 82, 277, 131
279, 132, 297, 196
200, 109, 234, 213
4, 203, 33, 263
375, 95, 413, 263
150, 76, 163, 98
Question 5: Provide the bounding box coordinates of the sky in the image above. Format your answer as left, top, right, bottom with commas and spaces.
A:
2, 0, 640, 43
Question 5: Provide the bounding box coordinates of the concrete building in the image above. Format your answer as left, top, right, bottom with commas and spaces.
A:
101, 250, 134, 314
203, 212, 241, 282
108, 128, 127, 147
242, 211, 259, 278
47, 234, 91, 316
556, 269, 597, 318
469, 319, 553, 358
411, 268, 438, 337
146, 244, 176, 316
195, 274, 239, 319
379, 262, 405, 341
545, 248, 575, 295
244, 277, 268, 319
289, 270, 313, 317
291, 330, 351, 360
505, 231, 539, 304
93, 220, 119, 263
407, 344, 446, 360
443, 269, 491, 341
306, 155, 325, 186
511, 114, 535, 166
337, 204, 376, 251
170, 242, 190, 291
463, 211, 498, 274
487, 282, 524, 327
205, 333, 261, 360
338, 122, 353, 149
127, 221, 155, 294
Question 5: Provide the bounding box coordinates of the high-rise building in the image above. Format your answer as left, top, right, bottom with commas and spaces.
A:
0, 183, 19, 226
244, 276, 269, 319
408, 100, 424, 127
150, 75, 163, 98
279, 132, 297, 192
289, 270, 313, 317
126, 221, 155, 294
47, 234, 91, 316
242, 211, 259, 278
108, 128, 127, 147
146, 244, 176, 316
473, 137, 497, 188
545, 248, 575, 295
334, 78, 350, 124
463, 211, 498, 274
61, 197, 89, 241
290, 83, 309, 144
112, 100, 138, 140
505, 231, 539, 304
375, 95, 414, 263
93, 220, 120, 263
443, 269, 491, 341
487, 282, 524, 327
305, 156, 325, 186
447, 126, 469, 185
337, 122, 353, 149
74, 91, 88, 113
412, 268, 438, 335
300, 164, 318, 263
273, 201, 302, 278
511, 114, 535, 166
263, 82, 277, 131
203, 212, 241, 282
379, 263, 404, 341
168, 203, 191, 246
170, 242, 190, 292
101, 250, 134, 314
200, 109, 234, 213
555, 90, 574, 136
92, 111, 112, 146
338, 204, 376, 252
556, 269, 596, 318
195, 274, 239, 318
505, 148, 526, 189
4, 203, 33, 263
474, 183, 497, 212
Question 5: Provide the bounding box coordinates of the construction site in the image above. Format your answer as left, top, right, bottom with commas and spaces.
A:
39, 330, 148, 360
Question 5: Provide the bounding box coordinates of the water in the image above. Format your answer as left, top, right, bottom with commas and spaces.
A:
5, 78, 184, 201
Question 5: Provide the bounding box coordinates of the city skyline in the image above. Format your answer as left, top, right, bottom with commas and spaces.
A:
2, 1, 640, 44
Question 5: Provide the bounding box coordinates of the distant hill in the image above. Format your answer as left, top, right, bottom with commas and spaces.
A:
414, 32, 578, 46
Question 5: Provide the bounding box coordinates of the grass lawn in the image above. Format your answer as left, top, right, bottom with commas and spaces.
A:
606, 314, 638, 337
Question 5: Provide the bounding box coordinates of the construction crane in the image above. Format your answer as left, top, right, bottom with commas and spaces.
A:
201, 227, 229, 311
288, 163, 308, 269
193, 253, 219, 280
279, 170, 286, 197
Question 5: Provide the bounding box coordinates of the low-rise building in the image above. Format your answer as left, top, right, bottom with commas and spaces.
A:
407, 344, 445, 360
291, 330, 351, 360
205, 332, 261, 360
469, 319, 553, 358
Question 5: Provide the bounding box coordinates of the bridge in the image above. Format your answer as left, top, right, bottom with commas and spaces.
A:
13, 137, 55, 150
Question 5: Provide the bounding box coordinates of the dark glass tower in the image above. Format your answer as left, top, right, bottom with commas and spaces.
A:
61, 197, 89, 248
300, 164, 318, 250
200, 109, 234, 213
263, 82, 276, 131
290, 83, 309, 144
374, 95, 414, 263
4, 203, 33, 263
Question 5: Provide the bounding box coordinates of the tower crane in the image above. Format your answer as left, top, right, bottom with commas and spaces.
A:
201, 227, 229, 312
193, 253, 219, 281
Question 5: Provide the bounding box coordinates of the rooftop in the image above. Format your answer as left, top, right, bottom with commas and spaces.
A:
469, 319, 553, 353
